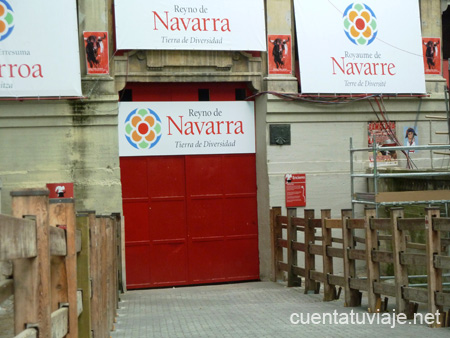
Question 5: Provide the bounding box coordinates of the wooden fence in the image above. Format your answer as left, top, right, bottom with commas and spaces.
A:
271, 206, 450, 328
0, 189, 123, 338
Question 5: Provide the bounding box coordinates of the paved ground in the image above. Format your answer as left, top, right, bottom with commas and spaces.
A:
112, 281, 450, 338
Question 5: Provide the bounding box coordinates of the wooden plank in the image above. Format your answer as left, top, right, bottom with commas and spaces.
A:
106, 217, 115, 331
342, 209, 360, 306
99, 217, 109, 337
51, 307, 69, 338
271, 207, 282, 282
287, 208, 299, 287
292, 217, 306, 227
426, 208, 443, 319
370, 218, 391, 231
14, 328, 38, 338
77, 290, 83, 317
76, 229, 82, 253
348, 219, 365, 229
278, 262, 288, 272
291, 241, 305, 252
49, 226, 67, 256
76, 213, 92, 338
436, 291, 450, 307
391, 208, 409, 313
278, 216, 288, 225
397, 218, 425, 231
90, 214, 102, 338
310, 270, 326, 283
332, 238, 344, 244
406, 242, 426, 251
373, 282, 396, 297
304, 209, 319, 293
0, 214, 36, 260
364, 208, 381, 313
292, 265, 306, 278
0, 279, 13, 304
433, 218, 450, 231
50, 199, 78, 338
326, 247, 344, 258
278, 238, 287, 248
310, 219, 323, 228
325, 218, 342, 229
353, 236, 365, 244
309, 244, 322, 256
402, 287, 428, 303
328, 274, 345, 287
348, 249, 366, 261
371, 250, 394, 263
400, 253, 427, 266
321, 209, 337, 301
11, 189, 52, 337
349, 278, 368, 292
434, 255, 450, 269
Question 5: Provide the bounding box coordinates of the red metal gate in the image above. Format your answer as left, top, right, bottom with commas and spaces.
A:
120, 82, 259, 289
121, 154, 259, 288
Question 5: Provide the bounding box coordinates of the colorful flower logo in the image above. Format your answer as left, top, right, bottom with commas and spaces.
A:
343, 3, 377, 46
124, 108, 162, 150
0, 0, 14, 42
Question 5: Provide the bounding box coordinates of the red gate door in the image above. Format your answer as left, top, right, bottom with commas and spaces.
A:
121, 154, 259, 289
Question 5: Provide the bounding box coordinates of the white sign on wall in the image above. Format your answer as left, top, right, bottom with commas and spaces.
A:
118, 102, 256, 157
0, 0, 82, 97
294, 0, 426, 94
114, 0, 266, 51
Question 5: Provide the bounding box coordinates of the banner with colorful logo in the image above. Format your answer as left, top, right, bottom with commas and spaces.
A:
0, 0, 81, 97
114, 0, 266, 51
84, 32, 109, 75
293, 0, 425, 94
118, 102, 256, 156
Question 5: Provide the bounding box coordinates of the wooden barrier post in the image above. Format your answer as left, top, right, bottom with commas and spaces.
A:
425, 207, 443, 327
270, 207, 283, 282
76, 212, 92, 338
90, 212, 102, 338
391, 207, 409, 314
342, 209, 360, 306
11, 189, 52, 336
304, 209, 319, 294
99, 216, 109, 337
287, 208, 300, 287
48, 198, 78, 338
321, 209, 336, 301
364, 208, 380, 312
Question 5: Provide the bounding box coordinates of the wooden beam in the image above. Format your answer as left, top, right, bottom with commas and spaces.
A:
0, 214, 36, 260
370, 218, 391, 231
321, 209, 337, 301
402, 287, 428, 303
14, 329, 38, 338
77, 290, 83, 317
278, 238, 287, 248
51, 307, 69, 338
324, 218, 342, 229
434, 255, 450, 269
291, 241, 305, 252
11, 189, 52, 337
270, 207, 282, 282
400, 253, 427, 267
309, 244, 322, 256
328, 274, 345, 287
436, 291, 450, 307
348, 219, 365, 229
304, 209, 319, 293
397, 218, 425, 231
349, 278, 368, 292
365, 208, 380, 313
433, 218, 450, 232
326, 247, 344, 259
348, 249, 366, 261
373, 282, 396, 297
287, 208, 300, 287
310, 270, 327, 283
76, 213, 92, 338
292, 265, 306, 278
371, 250, 394, 264
49, 226, 67, 256
76, 229, 82, 253
0, 279, 13, 304
342, 209, 360, 306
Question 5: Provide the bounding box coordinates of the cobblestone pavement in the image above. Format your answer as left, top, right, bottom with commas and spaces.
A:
111, 281, 450, 338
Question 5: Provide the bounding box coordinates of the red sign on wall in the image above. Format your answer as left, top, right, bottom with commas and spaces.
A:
46, 183, 74, 199
285, 174, 306, 207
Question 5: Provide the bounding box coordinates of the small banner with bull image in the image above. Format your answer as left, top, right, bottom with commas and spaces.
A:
422, 37, 441, 75
84, 31, 109, 75
268, 35, 292, 75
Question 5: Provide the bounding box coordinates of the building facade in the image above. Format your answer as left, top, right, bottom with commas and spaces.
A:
0, 0, 449, 285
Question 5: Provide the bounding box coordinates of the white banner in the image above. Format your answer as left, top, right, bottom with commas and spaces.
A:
118, 102, 256, 156
114, 0, 266, 51
0, 0, 81, 97
294, 0, 425, 94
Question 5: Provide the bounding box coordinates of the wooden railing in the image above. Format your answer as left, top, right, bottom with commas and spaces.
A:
271, 206, 450, 327
0, 189, 123, 338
